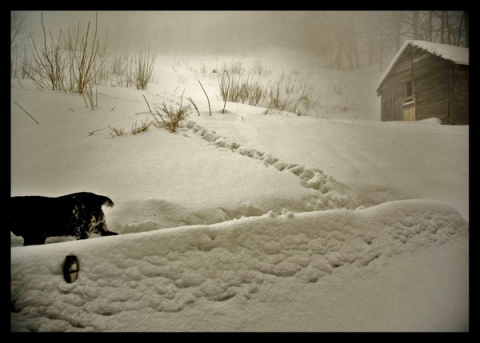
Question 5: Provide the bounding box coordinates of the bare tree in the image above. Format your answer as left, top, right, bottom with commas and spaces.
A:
374, 11, 468, 70
326, 11, 362, 70
11, 11, 28, 48
426, 11, 466, 46
412, 11, 420, 39
441, 11, 446, 43
428, 11, 433, 42
11, 11, 29, 78
464, 11, 469, 48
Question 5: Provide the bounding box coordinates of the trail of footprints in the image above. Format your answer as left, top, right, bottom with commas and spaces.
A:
185, 120, 359, 212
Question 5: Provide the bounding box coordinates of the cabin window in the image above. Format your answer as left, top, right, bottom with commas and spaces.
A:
404, 81, 414, 105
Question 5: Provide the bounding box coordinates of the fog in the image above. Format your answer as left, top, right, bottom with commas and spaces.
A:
21, 11, 343, 54
15, 11, 467, 70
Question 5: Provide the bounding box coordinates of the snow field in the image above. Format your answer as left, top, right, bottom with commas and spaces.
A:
10, 48, 469, 331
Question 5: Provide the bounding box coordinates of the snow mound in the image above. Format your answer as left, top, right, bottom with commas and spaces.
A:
415, 118, 442, 125
11, 199, 467, 332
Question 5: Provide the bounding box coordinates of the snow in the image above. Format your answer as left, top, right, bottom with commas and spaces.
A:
409, 40, 469, 66
10, 50, 469, 332
378, 40, 469, 92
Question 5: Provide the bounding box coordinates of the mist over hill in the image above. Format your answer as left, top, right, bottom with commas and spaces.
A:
16, 11, 468, 70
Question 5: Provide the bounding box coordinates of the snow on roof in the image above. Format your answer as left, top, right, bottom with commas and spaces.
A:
377, 40, 469, 93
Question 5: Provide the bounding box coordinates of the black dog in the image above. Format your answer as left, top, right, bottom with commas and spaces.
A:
10, 192, 117, 246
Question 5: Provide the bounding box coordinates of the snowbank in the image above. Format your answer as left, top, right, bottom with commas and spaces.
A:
11, 199, 468, 331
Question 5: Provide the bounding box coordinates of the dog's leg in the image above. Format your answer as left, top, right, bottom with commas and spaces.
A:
75, 228, 89, 240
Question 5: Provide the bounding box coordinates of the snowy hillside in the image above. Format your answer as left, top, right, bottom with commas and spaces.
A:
10, 51, 469, 332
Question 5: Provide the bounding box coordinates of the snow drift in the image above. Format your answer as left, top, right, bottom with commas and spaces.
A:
11, 200, 468, 331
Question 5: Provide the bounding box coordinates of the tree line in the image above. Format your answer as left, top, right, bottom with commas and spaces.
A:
289, 11, 468, 71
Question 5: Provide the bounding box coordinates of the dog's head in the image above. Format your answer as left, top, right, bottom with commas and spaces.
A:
102, 197, 114, 208
90, 195, 116, 235
71, 193, 116, 237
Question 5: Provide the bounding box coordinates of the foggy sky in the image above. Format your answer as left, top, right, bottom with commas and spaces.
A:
21, 11, 342, 54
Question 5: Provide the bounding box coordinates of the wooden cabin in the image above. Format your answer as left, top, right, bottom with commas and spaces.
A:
376, 40, 469, 125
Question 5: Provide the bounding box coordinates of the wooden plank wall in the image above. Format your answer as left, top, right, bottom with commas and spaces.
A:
378, 45, 466, 124
452, 65, 469, 124
379, 48, 412, 121
412, 50, 450, 122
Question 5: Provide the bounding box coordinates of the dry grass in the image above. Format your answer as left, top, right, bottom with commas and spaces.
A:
131, 118, 151, 134
143, 95, 190, 133
23, 12, 106, 98
108, 125, 126, 137
218, 63, 321, 117
129, 47, 155, 90
66, 12, 105, 94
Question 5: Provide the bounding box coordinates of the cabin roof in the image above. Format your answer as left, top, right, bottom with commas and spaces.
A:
377, 40, 469, 94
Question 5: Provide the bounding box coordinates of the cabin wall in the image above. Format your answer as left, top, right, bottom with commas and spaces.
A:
379, 45, 468, 124
414, 59, 450, 122
380, 79, 409, 122
379, 50, 412, 121
451, 65, 469, 124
